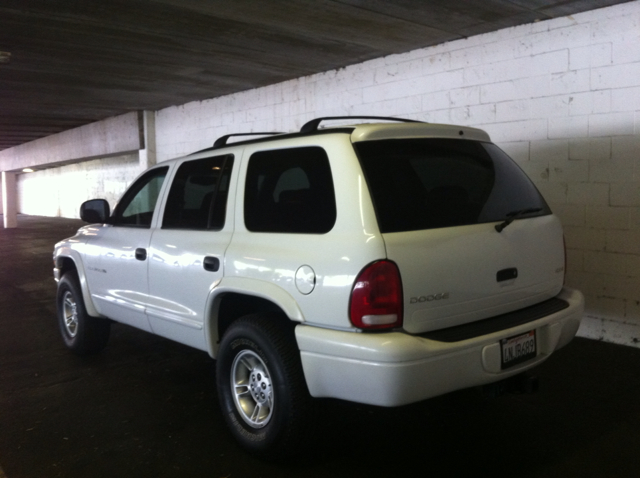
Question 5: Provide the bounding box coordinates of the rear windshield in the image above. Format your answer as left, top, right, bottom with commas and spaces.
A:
355, 138, 550, 233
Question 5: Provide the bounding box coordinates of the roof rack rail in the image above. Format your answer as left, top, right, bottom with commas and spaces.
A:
300, 116, 423, 134
213, 132, 283, 148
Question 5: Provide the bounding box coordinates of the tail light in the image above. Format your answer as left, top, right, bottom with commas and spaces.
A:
349, 260, 403, 330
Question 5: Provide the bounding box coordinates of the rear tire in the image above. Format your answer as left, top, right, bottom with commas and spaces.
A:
216, 314, 314, 459
57, 272, 110, 355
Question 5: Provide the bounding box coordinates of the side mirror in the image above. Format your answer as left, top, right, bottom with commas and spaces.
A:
80, 199, 111, 223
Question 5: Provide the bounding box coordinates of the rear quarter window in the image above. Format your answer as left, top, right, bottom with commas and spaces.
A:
355, 138, 550, 233
244, 147, 336, 234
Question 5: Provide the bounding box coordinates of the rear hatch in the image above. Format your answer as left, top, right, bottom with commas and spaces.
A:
354, 134, 565, 335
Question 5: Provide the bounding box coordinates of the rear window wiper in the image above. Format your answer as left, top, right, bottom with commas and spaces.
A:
495, 208, 543, 232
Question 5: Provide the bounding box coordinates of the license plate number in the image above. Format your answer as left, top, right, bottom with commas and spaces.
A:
501, 330, 536, 370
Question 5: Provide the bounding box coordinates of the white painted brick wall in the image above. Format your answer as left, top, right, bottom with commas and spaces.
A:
17, 1, 640, 345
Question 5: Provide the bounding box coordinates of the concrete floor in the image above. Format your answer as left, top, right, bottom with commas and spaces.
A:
1, 215, 640, 478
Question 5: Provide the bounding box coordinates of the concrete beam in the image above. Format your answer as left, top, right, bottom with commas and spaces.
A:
2, 172, 17, 228
139, 111, 157, 170
0, 112, 142, 173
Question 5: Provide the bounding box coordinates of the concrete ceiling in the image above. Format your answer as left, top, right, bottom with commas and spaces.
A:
0, 0, 631, 151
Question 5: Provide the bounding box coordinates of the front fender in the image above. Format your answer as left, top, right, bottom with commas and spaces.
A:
54, 248, 103, 319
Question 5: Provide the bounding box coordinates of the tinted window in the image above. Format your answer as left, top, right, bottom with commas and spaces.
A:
244, 147, 336, 233
112, 167, 168, 227
355, 139, 550, 233
163, 155, 234, 230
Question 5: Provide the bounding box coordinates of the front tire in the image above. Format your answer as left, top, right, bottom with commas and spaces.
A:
216, 314, 313, 458
57, 272, 110, 355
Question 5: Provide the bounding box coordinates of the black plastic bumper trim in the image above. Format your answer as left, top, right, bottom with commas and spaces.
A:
420, 298, 570, 343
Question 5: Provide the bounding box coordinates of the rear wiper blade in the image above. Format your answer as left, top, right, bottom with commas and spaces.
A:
495, 208, 542, 232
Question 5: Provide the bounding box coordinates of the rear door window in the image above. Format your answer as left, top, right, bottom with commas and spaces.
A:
355, 139, 550, 233
162, 155, 234, 230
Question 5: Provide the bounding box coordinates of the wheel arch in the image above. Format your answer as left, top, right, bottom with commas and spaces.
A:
203, 277, 304, 358
54, 253, 102, 318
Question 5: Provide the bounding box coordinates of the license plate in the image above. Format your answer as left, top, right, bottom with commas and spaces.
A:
500, 330, 536, 370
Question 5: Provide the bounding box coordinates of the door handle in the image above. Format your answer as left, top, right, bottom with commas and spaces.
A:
135, 248, 147, 261
203, 256, 220, 272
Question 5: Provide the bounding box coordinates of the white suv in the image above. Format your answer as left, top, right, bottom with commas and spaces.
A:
53, 116, 584, 457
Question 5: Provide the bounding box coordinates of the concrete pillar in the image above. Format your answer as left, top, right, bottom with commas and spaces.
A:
2, 171, 18, 228
139, 110, 157, 171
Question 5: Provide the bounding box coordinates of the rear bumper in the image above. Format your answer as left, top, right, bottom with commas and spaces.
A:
295, 287, 584, 407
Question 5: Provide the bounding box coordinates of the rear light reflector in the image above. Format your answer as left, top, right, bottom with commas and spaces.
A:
350, 260, 403, 330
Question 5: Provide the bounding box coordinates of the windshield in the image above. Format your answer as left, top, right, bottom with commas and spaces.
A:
355, 138, 550, 233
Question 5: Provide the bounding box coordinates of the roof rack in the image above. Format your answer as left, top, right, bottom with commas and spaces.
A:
300, 116, 424, 134
213, 132, 283, 148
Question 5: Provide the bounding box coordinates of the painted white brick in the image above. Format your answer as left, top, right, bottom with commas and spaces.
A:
495, 100, 530, 123
588, 112, 635, 137
449, 86, 480, 107
465, 50, 567, 87
601, 275, 640, 301
566, 249, 584, 272
589, 161, 635, 183
624, 301, 640, 325
465, 104, 497, 124
584, 251, 630, 275
532, 14, 581, 33
569, 137, 611, 161
519, 161, 550, 183
613, 40, 640, 65
564, 270, 606, 296
563, 226, 607, 251
569, 43, 613, 70
569, 90, 611, 116
553, 203, 586, 226
550, 70, 591, 95
480, 38, 520, 63
610, 183, 640, 207
536, 182, 568, 204
530, 139, 569, 163
567, 183, 610, 206
607, 230, 640, 254
421, 52, 452, 75
481, 119, 547, 143
422, 109, 451, 124
530, 96, 571, 118
498, 141, 529, 163
612, 135, 640, 163
611, 86, 640, 112
591, 62, 640, 90
550, 158, 589, 182
629, 207, 640, 230
591, 14, 640, 43
480, 76, 550, 104
585, 296, 627, 319
548, 116, 589, 139
421, 91, 451, 111
625, 254, 640, 277
586, 205, 629, 229
516, 24, 591, 57
374, 59, 423, 85
449, 45, 484, 68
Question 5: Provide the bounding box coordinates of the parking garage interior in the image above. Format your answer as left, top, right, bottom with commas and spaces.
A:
1, 1, 640, 476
